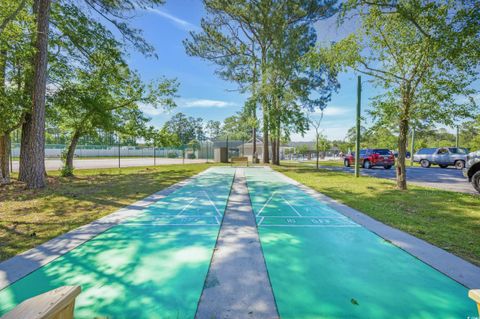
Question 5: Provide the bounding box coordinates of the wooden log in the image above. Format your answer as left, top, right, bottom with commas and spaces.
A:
1, 286, 81, 319
469, 289, 480, 317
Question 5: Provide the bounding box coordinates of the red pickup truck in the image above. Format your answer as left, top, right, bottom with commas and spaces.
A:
344, 149, 395, 169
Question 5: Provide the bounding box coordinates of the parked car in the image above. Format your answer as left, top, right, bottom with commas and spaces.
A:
344, 149, 395, 169
413, 147, 468, 169
392, 151, 411, 158
463, 150, 480, 193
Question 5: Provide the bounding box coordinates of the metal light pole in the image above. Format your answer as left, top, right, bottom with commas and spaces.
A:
355, 76, 361, 178
410, 128, 415, 167
456, 125, 459, 148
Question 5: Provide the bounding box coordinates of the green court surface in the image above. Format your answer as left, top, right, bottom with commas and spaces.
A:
0, 167, 235, 319
245, 168, 476, 319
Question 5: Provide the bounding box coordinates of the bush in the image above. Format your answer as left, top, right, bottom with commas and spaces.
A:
167, 152, 178, 158
187, 153, 196, 159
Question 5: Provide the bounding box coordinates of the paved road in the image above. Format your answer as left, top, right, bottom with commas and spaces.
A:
320, 165, 477, 195
12, 158, 207, 172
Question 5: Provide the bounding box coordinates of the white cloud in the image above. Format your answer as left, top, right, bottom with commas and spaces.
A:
179, 99, 237, 108
139, 103, 165, 116
311, 106, 350, 116
147, 8, 198, 31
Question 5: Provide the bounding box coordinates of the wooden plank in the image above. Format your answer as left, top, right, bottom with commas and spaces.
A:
1, 286, 81, 319
469, 289, 480, 316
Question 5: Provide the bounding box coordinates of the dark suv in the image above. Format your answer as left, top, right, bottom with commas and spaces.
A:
344, 149, 395, 169
463, 150, 480, 193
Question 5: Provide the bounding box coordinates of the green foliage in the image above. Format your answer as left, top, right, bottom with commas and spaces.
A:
185, 0, 340, 162
309, 0, 479, 188
162, 113, 205, 146
219, 112, 252, 141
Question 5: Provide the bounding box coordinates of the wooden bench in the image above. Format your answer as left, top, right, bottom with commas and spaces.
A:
231, 156, 249, 166
1, 286, 81, 319
469, 289, 480, 317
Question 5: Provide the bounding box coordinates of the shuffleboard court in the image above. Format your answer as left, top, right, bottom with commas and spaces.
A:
244, 167, 476, 319
0, 167, 235, 319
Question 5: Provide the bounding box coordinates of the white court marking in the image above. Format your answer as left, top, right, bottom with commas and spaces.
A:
203, 190, 222, 216
257, 191, 277, 216
177, 196, 197, 215
258, 224, 361, 228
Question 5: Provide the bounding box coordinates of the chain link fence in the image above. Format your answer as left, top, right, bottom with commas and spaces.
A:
11, 142, 215, 160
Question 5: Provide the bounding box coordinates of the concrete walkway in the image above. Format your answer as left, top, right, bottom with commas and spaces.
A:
196, 168, 279, 319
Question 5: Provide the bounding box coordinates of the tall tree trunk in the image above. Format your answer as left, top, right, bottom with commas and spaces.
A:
275, 119, 280, 165
397, 118, 408, 190
316, 135, 319, 170
0, 50, 9, 184
275, 135, 280, 165
260, 48, 269, 164
270, 137, 276, 165
64, 130, 80, 174
252, 106, 257, 162
0, 134, 10, 185
18, 0, 51, 189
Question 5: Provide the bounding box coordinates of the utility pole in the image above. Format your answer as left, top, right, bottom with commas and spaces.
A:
355, 76, 361, 178
410, 128, 415, 166
456, 125, 459, 148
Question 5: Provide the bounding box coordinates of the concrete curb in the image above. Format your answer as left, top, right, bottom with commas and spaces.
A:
268, 167, 480, 289
0, 168, 212, 291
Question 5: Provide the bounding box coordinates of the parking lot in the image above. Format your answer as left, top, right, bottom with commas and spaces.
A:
321, 165, 477, 195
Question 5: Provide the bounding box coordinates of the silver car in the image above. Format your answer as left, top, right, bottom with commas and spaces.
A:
413, 147, 468, 169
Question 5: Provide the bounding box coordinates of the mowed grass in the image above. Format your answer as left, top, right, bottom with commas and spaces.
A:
274, 163, 480, 266
0, 164, 214, 261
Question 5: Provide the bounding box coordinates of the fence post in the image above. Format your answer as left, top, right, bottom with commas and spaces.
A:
118, 135, 121, 168
154, 146, 156, 166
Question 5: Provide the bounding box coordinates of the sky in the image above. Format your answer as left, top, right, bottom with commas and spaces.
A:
122, 0, 470, 142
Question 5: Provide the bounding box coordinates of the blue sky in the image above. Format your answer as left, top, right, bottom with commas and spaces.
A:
123, 1, 471, 141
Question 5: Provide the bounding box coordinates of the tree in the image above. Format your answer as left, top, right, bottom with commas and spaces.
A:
460, 117, 480, 151
315, 1, 478, 189
310, 111, 324, 169
205, 120, 221, 140
0, 0, 34, 184
220, 112, 252, 141
185, 0, 339, 164
163, 113, 205, 158
17, 0, 51, 188
49, 53, 177, 175
13, 0, 166, 188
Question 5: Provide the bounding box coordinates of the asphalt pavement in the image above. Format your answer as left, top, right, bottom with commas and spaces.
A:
320, 165, 477, 195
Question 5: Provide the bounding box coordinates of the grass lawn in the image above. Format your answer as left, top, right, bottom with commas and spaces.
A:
274, 163, 480, 266
0, 164, 214, 262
